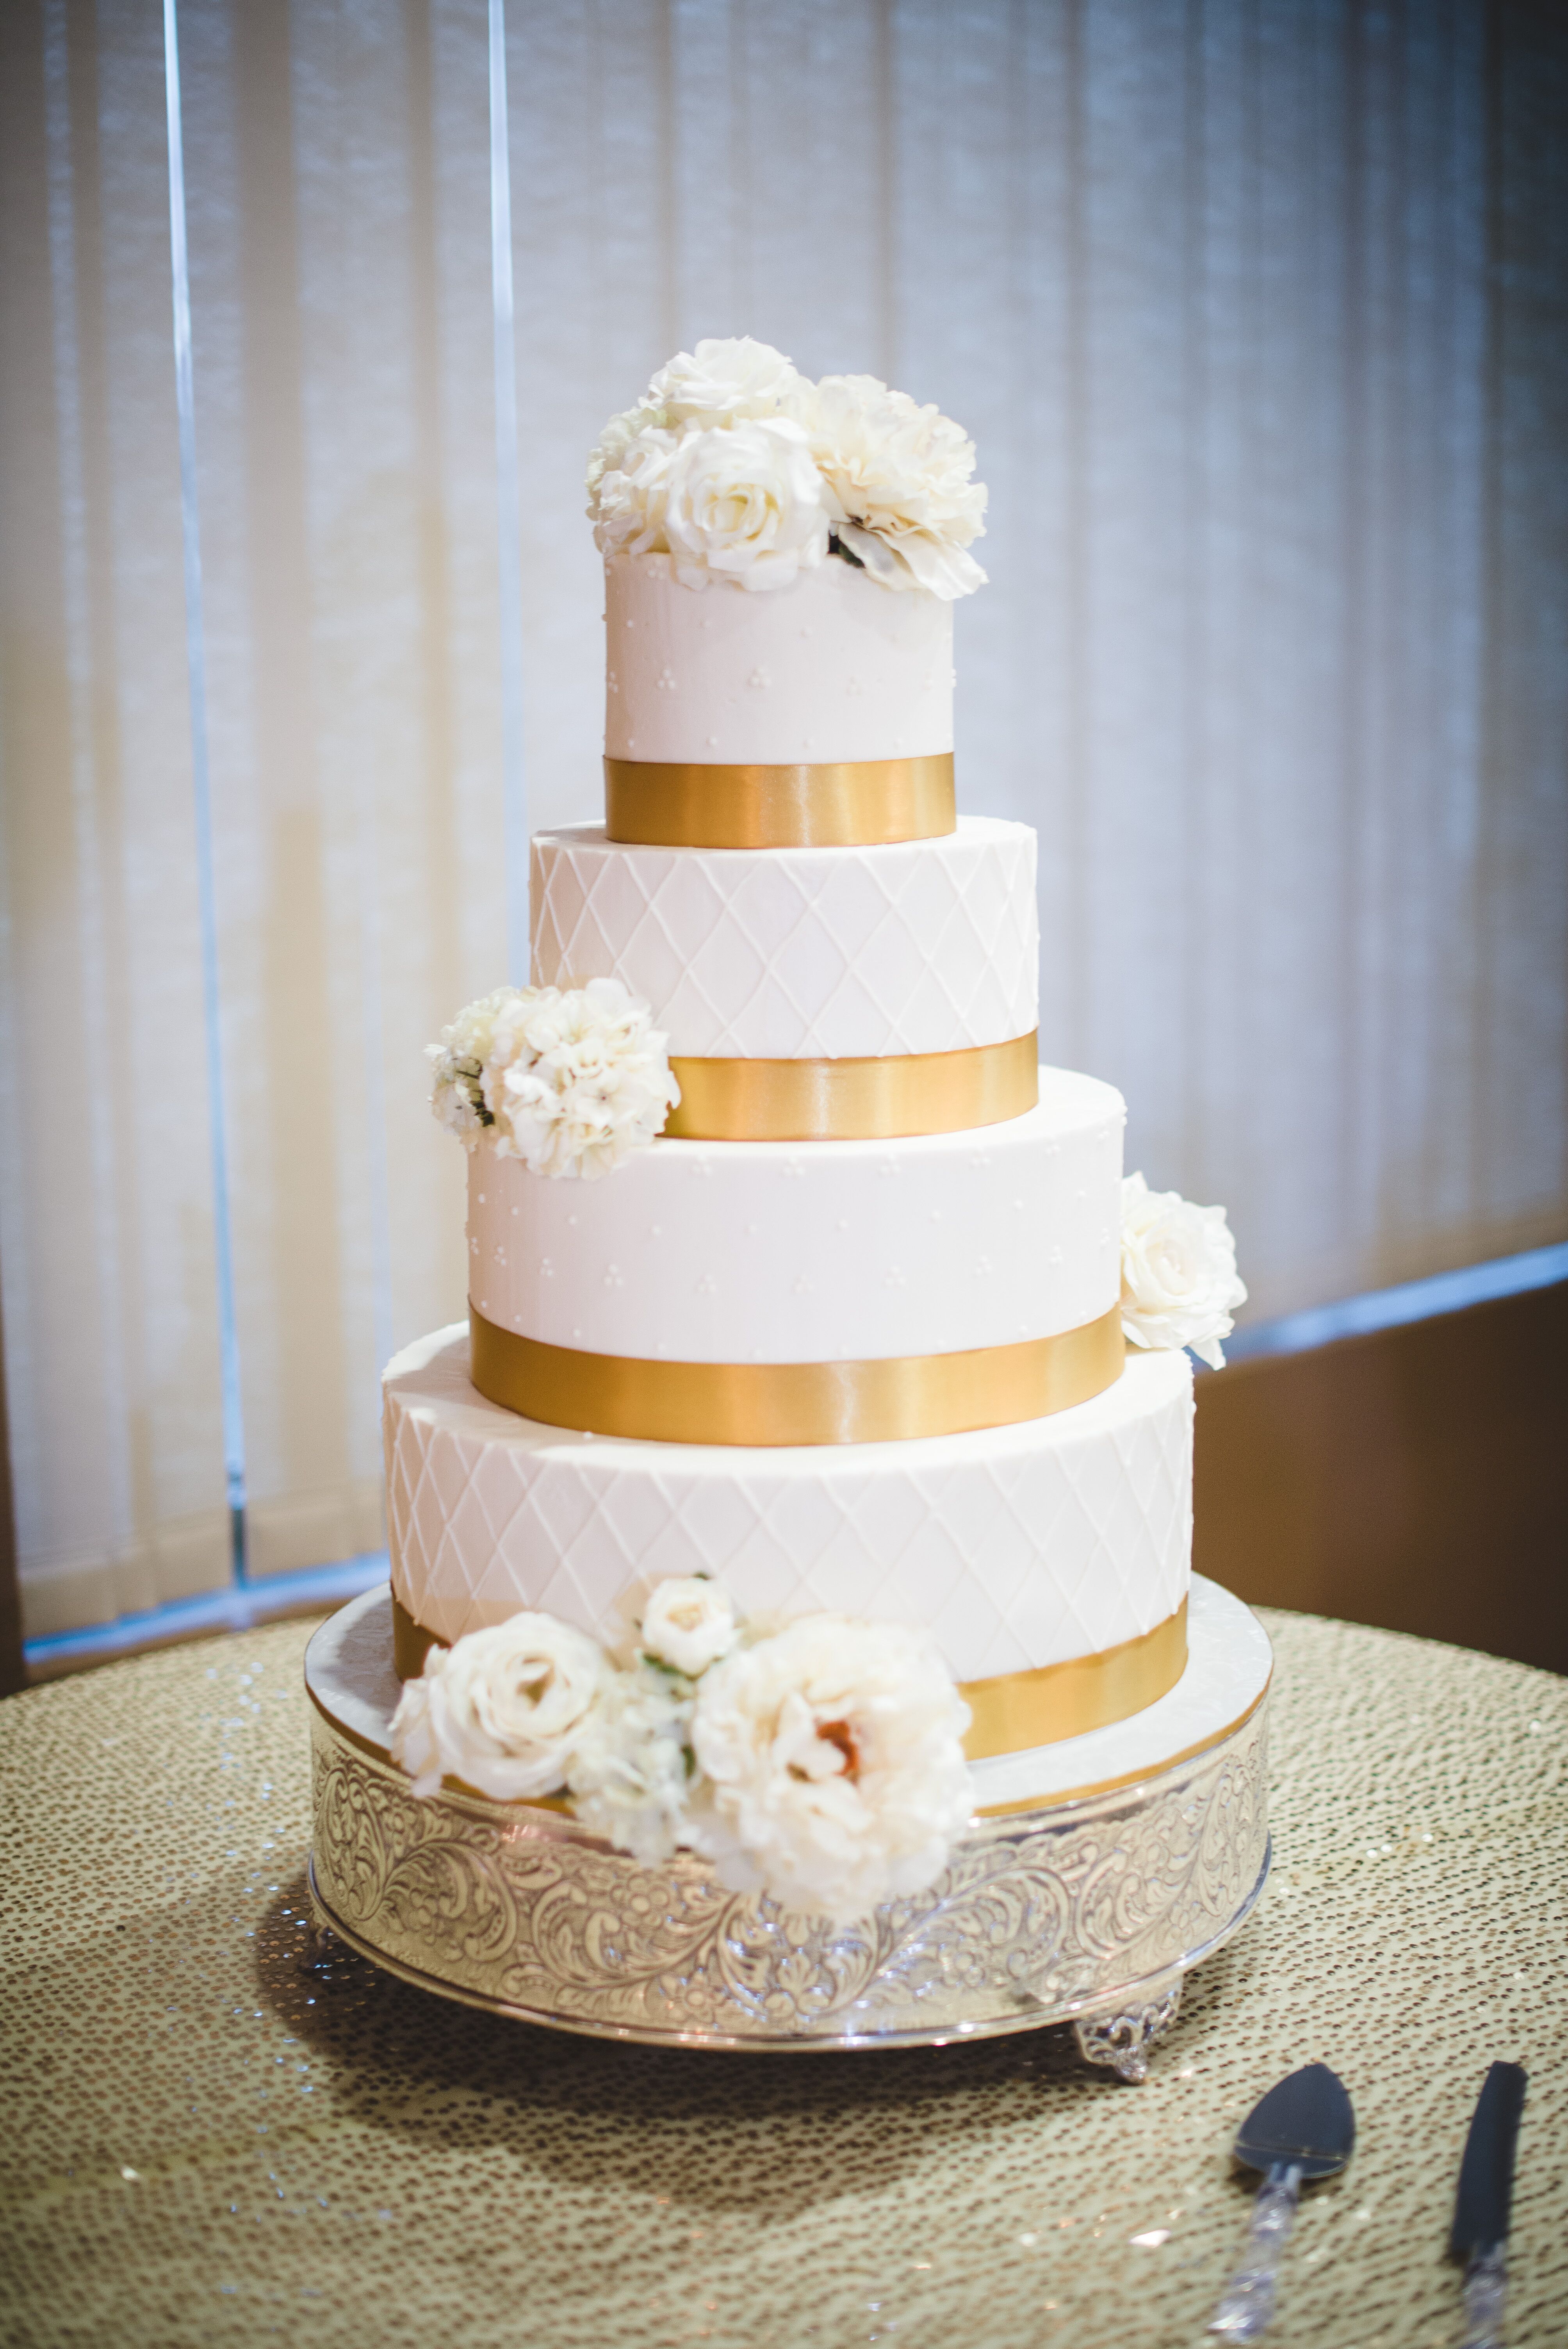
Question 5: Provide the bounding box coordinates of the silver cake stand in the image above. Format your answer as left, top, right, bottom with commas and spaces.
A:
305, 1577, 1271, 2078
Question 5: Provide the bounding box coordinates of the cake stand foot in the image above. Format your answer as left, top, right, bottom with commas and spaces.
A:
1073, 1977, 1183, 2083
297, 1914, 339, 1975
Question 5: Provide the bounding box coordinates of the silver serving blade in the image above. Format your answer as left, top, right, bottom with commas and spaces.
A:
1209, 2064, 1355, 2342
1450, 2062, 1527, 2349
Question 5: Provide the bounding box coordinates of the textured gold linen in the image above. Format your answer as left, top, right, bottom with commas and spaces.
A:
5, 1610, 1565, 2345
604, 751, 955, 847
663, 1032, 1039, 1141
388, 1589, 1188, 1763
469, 1302, 1124, 1446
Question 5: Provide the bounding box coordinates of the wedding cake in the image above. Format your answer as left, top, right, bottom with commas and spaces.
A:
378, 340, 1247, 1925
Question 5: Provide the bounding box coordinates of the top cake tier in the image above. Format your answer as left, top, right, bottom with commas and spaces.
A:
604, 558, 956, 849
607, 555, 953, 768
589, 342, 987, 850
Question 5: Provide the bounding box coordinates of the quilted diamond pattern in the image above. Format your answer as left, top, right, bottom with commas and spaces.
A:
385, 1328, 1192, 1685
529, 820, 1038, 1058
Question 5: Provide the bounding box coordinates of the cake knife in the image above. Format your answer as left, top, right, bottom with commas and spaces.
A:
1208, 2061, 1355, 2340
1450, 2061, 1527, 2349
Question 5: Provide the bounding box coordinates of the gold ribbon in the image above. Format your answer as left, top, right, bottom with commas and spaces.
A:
665, 1034, 1039, 1142
959, 1601, 1188, 1758
604, 752, 955, 849
470, 1301, 1124, 1448
389, 1590, 1187, 1761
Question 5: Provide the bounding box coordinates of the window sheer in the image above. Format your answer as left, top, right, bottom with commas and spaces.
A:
2, 0, 1564, 1638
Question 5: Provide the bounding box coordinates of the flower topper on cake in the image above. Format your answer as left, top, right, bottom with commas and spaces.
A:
389, 1576, 974, 1922
1119, 1172, 1247, 1369
587, 337, 988, 601
428, 978, 679, 1180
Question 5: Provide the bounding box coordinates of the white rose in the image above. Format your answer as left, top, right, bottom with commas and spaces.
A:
640, 1576, 740, 1679
586, 339, 801, 522
1120, 1171, 1248, 1370
388, 1613, 608, 1803
688, 1617, 973, 1923
591, 421, 681, 557
645, 335, 801, 427
566, 1665, 693, 1868
788, 372, 988, 601
659, 417, 829, 593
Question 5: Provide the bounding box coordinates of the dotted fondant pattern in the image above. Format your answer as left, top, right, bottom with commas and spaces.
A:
2, 1608, 1565, 2346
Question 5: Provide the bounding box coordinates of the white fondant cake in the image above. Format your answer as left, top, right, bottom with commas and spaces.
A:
530, 816, 1038, 1059
466, 1068, 1121, 1363
385, 1325, 1192, 1683
383, 343, 1249, 1902
606, 553, 953, 765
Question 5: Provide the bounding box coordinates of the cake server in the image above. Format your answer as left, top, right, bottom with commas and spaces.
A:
1208, 2061, 1355, 2340
1450, 2061, 1527, 2349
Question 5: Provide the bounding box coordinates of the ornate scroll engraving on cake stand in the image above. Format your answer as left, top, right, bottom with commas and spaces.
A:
306, 1600, 1270, 2062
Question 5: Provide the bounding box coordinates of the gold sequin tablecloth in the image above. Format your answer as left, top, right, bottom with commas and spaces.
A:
1, 1608, 1564, 2348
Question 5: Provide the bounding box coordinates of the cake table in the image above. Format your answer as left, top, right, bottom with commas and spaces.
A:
2, 1605, 1564, 2347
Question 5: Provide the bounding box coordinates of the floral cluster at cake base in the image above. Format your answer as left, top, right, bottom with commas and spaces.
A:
389, 1576, 974, 1925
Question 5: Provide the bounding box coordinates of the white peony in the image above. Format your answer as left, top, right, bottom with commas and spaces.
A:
788, 372, 988, 600
1120, 1171, 1248, 1370
640, 1576, 740, 1679
388, 1612, 609, 1802
566, 1664, 693, 1868
688, 1616, 973, 1923
428, 978, 679, 1180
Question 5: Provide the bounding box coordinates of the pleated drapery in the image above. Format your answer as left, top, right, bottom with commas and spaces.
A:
2, 0, 1564, 1638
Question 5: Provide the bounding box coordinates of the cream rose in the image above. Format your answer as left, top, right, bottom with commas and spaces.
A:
788, 372, 988, 600
657, 417, 829, 592
388, 1613, 609, 1803
645, 335, 801, 427
1119, 1171, 1247, 1370
688, 1617, 973, 1922
640, 1576, 740, 1679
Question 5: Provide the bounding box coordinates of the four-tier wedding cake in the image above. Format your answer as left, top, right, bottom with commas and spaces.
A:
378, 339, 1247, 1925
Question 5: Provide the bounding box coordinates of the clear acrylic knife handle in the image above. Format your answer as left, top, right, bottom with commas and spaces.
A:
1208, 2162, 1303, 2341
1461, 2246, 1507, 2349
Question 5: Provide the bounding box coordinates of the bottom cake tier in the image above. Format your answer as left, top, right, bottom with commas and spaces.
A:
305, 1577, 1271, 2056
385, 1324, 1194, 1689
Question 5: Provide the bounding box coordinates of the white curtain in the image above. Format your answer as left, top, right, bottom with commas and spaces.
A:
3, 0, 1564, 1638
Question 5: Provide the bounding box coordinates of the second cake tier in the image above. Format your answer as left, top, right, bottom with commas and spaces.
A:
466, 1067, 1124, 1443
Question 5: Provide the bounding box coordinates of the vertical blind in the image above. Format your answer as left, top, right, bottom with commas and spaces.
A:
2, 0, 1564, 1640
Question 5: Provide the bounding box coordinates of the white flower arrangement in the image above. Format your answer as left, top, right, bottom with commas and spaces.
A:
1119, 1171, 1247, 1370
587, 337, 987, 601
427, 977, 679, 1180
388, 1575, 975, 1922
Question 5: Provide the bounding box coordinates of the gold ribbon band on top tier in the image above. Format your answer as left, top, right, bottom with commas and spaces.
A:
470, 1302, 1123, 1448
665, 1032, 1038, 1142
389, 1591, 1188, 1761
604, 752, 956, 849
